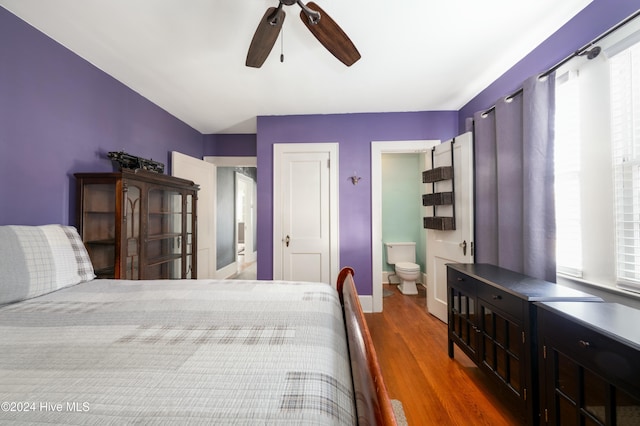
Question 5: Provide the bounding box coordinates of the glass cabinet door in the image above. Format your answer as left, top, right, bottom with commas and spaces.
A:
549, 348, 640, 426
450, 287, 478, 359
479, 302, 523, 399
185, 193, 194, 279
146, 188, 183, 279
81, 183, 116, 278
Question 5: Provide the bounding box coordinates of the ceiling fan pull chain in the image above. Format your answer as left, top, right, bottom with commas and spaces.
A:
280, 25, 285, 62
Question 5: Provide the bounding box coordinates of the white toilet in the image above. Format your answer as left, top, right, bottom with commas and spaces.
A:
384, 242, 421, 295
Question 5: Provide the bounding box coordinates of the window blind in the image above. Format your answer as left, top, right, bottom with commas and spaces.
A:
610, 42, 640, 290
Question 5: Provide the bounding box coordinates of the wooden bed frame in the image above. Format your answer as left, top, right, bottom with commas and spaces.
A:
337, 267, 398, 425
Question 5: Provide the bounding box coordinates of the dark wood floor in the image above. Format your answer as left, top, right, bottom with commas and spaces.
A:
365, 284, 521, 425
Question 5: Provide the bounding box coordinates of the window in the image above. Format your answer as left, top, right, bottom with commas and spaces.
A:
554, 22, 640, 293
555, 72, 582, 277
610, 42, 640, 290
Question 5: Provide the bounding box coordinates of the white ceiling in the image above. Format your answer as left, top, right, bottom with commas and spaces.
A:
1, 0, 592, 134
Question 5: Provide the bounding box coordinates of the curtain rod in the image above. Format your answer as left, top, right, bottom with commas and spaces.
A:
480, 9, 640, 116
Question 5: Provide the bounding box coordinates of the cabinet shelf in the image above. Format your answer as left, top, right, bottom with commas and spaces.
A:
85, 238, 116, 246
147, 253, 182, 266
146, 232, 182, 241
94, 266, 115, 277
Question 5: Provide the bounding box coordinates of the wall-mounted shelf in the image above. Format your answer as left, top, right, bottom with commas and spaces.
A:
422, 192, 454, 206
423, 141, 456, 231
422, 166, 453, 183
423, 216, 455, 231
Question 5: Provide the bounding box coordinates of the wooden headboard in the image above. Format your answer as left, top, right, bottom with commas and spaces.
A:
337, 267, 397, 425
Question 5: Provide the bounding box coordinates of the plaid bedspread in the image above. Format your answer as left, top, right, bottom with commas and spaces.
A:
0, 279, 355, 425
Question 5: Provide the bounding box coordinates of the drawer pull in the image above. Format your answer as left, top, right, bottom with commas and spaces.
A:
457, 277, 465, 282
578, 340, 591, 349
492, 295, 502, 300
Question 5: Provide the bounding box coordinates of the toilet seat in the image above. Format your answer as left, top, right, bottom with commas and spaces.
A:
396, 262, 419, 273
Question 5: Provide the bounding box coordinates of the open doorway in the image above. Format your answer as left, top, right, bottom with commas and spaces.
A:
204, 156, 257, 279
235, 170, 256, 278
371, 140, 440, 312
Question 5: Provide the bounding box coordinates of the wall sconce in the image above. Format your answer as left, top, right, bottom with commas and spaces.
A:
349, 172, 362, 185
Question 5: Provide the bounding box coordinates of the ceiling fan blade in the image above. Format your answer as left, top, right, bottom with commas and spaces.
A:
246, 7, 286, 68
299, 2, 360, 66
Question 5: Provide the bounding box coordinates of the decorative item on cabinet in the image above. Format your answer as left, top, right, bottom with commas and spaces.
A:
107, 150, 165, 174
75, 169, 198, 280
423, 139, 456, 230
446, 263, 603, 425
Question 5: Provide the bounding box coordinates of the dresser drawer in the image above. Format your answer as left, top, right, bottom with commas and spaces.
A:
477, 284, 523, 320
541, 308, 640, 396
447, 268, 477, 295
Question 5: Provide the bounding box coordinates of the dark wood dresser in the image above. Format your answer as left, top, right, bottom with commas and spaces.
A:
446, 263, 603, 425
536, 301, 640, 425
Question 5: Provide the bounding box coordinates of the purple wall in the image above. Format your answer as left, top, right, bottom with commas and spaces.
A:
256, 112, 458, 294
458, 0, 640, 129
203, 134, 257, 157
3, 0, 637, 297
0, 7, 203, 226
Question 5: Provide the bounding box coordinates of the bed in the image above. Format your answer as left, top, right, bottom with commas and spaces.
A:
0, 225, 396, 425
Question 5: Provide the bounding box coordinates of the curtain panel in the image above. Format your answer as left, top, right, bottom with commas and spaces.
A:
471, 73, 557, 282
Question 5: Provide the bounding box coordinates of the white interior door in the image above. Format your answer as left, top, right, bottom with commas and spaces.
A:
273, 143, 338, 285
426, 132, 474, 323
171, 151, 216, 279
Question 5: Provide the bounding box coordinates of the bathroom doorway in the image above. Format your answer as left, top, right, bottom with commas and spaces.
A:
371, 140, 440, 312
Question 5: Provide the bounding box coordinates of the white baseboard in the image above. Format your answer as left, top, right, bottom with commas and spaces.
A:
382, 271, 426, 286
359, 295, 373, 313
217, 263, 237, 279
382, 271, 400, 284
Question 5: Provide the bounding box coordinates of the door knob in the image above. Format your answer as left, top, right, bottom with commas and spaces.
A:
459, 240, 467, 256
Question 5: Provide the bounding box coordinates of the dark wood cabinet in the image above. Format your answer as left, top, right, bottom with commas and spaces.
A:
447, 263, 602, 425
537, 302, 640, 426
75, 170, 198, 280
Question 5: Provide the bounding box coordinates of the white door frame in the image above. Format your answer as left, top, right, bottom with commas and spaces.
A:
371, 140, 440, 312
273, 143, 339, 286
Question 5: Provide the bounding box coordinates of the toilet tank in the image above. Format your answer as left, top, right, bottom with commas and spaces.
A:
384, 242, 416, 264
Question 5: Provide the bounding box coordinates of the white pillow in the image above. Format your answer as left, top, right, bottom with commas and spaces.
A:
0, 225, 95, 305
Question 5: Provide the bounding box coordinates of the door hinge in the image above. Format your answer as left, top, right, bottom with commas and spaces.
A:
524, 388, 527, 401
470, 241, 474, 256
522, 331, 525, 344
543, 345, 547, 359
327, 158, 330, 168
544, 408, 548, 423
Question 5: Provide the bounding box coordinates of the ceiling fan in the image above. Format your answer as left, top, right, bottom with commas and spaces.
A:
246, 0, 361, 68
